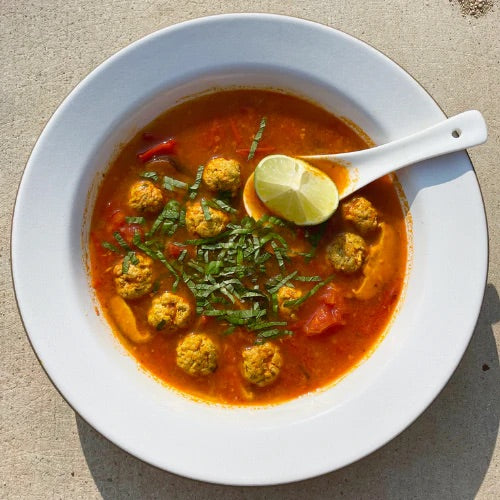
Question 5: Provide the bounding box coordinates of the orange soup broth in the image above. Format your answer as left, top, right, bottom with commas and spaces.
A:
89, 90, 407, 405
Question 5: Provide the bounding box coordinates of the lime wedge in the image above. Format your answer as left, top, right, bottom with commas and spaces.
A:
253, 155, 339, 225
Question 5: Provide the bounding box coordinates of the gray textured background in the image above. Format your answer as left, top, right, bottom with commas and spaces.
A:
1, 1, 499, 498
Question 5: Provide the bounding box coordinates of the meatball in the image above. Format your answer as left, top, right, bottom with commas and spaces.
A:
202, 157, 241, 195
341, 196, 379, 234
176, 333, 218, 376
185, 202, 229, 238
113, 254, 154, 299
327, 232, 367, 273
242, 342, 282, 387
128, 180, 164, 213
277, 286, 302, 320
147, 291, 192, 331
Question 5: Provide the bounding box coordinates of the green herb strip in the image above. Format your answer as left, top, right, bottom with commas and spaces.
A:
256, 329, 293, 343
125, 216, 145, 225
206, 198, 237, 214
101, 241, 120, 253
121, 251, 138, 274
163, 175, 188, 191
148, 200, 180, 237
284, 276, 334, 308
113, 232, 131, 252
188, 165, 204, 199
140, 171, 159, 182
200, 198, 212, 221
247, 116, 267, 160
122, 253, 131, 274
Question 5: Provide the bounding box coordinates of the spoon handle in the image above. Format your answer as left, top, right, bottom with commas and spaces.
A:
302, 110, 487, 196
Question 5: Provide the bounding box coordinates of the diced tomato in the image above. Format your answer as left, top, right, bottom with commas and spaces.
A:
118, 224, 143, 244
295, 228, 306, 240
319, 284, 343, 306
167, 243, 184, 259
303, 303, 345, 336
104, 209, 126, 233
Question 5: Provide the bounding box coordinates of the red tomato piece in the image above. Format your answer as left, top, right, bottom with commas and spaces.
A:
303, 303, 345, 336
167, 243, 183, 259
118, 224, 142, 244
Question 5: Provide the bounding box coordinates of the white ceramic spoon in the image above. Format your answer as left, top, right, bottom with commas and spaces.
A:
243, 110, 487, 218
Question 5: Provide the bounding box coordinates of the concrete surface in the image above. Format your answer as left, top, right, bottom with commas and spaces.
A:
1, 1, 499, 498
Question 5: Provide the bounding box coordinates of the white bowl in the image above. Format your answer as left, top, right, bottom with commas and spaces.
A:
12, 14, 488, 485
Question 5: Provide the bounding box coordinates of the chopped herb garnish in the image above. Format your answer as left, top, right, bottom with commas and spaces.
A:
140, 171, 159, 182
148, 200, 181, 237
128, 251, 139, 265
188, 165, 204, 199
101, 241, 120, 254
156, 319, 167, 330
118, 184, 326, 341
223, 325, 237, 335
247, 116, 267, 160
113, 232, 131, 252
163, 175, 188, 191
121, 251, 138, 274
267, 271, 298, 294
285, 276, 334, 308
294, 275, 322, 282
125, 216, 146, 225
207, 198, 237, 214
200, 198, 212, 221
305, 222, 328, 248
256, 329, 293, 343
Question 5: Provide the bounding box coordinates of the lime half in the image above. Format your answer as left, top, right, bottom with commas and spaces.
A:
253, 155, 339, 225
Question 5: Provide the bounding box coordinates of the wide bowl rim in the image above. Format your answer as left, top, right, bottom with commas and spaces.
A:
11, 13, 488, 485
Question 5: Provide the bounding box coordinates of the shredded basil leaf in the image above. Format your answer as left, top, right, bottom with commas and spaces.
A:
140, 171, 159, 182
101, 241, 120, 254
163, 175, 188, 191
285, 276, 334, 308
188, 165, 204, 199
125, 216, 145, 225
247, 116, 267, 160
113, 232, 131, 252
200, 198, 212, 221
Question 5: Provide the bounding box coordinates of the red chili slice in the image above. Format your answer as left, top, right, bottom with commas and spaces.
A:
137, 138, 177, 162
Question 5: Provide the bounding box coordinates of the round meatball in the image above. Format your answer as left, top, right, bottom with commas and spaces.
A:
128, 180, 163, 213
242, 342, 282, 387
185, 202, 229, 238
202, 157, 241, 195
277, 286, 302, 320
327, 232, 367, 273
341, 196, 379, 234
147, 291, 192, 331
113, 254, 153, 299
176, 333, 218, 376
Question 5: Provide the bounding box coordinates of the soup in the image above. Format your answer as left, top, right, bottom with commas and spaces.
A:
89, 89, 408, 405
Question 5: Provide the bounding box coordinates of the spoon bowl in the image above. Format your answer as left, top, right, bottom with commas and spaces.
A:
244, 110, 487, 220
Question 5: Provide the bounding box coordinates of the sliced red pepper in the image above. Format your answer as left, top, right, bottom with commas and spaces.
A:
137, 138, 177, 162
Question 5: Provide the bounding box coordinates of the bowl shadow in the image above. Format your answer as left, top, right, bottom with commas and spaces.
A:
77, 283, 499, 499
